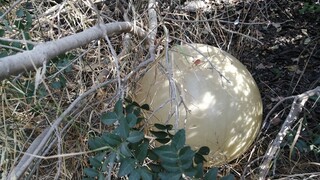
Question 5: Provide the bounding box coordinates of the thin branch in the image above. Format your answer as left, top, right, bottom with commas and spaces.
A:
259, 86, 320, 179
0, 0, 24, 20
7, 79, 117, 179
7, 3, 157, 179
0, 37, 38, 46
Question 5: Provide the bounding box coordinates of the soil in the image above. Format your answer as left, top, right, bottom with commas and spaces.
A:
153, 0, 320, 178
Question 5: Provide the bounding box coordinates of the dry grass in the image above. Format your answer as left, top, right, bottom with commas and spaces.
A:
0, 0, 319, 179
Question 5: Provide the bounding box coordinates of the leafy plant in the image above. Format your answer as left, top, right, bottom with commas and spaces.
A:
83, 99, 234, 180
0, 5, 34, 56
285, 115, 320, 160
299, 2, 320, 14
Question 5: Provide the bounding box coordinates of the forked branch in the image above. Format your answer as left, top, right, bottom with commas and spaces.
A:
259, 86, 320, 179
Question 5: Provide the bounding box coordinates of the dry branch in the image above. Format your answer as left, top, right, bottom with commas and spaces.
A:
259, 86, 320, 179
7, 79, 117, 180
6, 0, 158, 178
0, 22, 148, 81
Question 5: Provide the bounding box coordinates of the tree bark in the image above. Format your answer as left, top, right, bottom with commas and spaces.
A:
0, 22, 148, 81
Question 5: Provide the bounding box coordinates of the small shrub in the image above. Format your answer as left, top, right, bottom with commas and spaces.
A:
83, 99, 234, 180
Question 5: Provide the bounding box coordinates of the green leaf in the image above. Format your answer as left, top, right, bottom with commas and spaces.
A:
0, 51, 8, 58
161, 161, 180, 172
153, 145, 176, 160
114, 99, 123, 116
150, 130, 168, 139
129, 169, 140, 179
25, 11, 32, 30
313, 136, 320, 145
204, 168, 218, 180
137, 117, 144, 124
88, 137, 105, 150
166, 124, 173, 130
95, 152, 106, 162
101, 133, 122, 147
148, 163, 162, 173
147, 150, 158, 161
101, 152, 116, 172
127, 130, 144, 143
16, 8, 24, 17
194, 153, 207, 164
138, 166, 153, 180
14, 20, 24, 30
171, 129, 186, 150
126, 113, 138, 128
2, 19, 12, 32
155, 138, 171, 144
0, 29, 4, 37
117, 116, 130, 138
118, 158, 135, 176
135, 140, 149, 163
154, 123, 167, 130
179, 146, 195, 161
11, 42, 21, 49
125, 97, 133, 103
178, 146, 195, 170
133, 108, 141, 117
194, 163, 204, 178
120, 142, 132, 157
221, 174, 235, 180
158, 172, 182, 180
140, 104, 150, 110
131, 101, 140, 107
184, 166, 197, 177
101, 112, 118, 125
98, 173, 105, 180
51, 81, 61, 89
106, 151, 117, 163
198, 146, 210, 155
125, 104, 135, 114
89, 156, 103, 169
83, 168, 99, 178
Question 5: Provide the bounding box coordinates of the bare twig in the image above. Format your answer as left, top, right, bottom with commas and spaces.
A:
105, 35, 123, 98
7, 79, 117, 179
0, 37, 38, 46
217, 21, 264, 45
124, 0, 158, 79
7, 1, 159, 178
259, 86, 320, 179
0, 0, 24, 20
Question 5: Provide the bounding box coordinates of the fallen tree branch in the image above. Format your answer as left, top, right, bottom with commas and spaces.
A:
7, 79, 116, 179
6, 1, 158, 178
259, 86, 320, 179
0, 22, 148, 81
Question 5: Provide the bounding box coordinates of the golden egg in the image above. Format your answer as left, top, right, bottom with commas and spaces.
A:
134, 44, 263, 166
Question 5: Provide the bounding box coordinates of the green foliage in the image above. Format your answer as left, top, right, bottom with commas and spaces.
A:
284, 115, 320, 159
0, 4, 34, 59
299, 2, 320, 14
84, 99, 234, 179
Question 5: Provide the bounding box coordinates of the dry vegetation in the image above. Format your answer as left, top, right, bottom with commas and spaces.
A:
0, 0, 319, 179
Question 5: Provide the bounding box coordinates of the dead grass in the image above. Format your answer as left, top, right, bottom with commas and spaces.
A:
0, 0, 319, 179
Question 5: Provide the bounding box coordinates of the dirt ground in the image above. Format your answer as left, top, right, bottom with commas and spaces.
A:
152, 0, 320, 178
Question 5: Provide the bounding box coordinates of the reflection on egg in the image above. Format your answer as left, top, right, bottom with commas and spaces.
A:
134, 44, 263, 166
